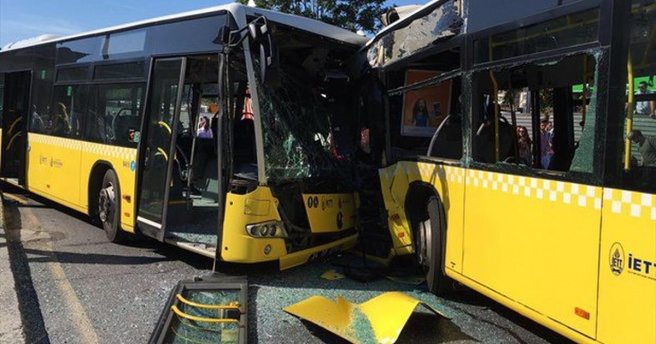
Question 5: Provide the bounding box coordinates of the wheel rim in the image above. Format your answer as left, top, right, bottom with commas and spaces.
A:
99, 182, 116, 226
418, 219, 433, 268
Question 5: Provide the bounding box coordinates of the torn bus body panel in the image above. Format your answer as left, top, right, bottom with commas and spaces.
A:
367, 0, 463, 68
284, 292, 447, 344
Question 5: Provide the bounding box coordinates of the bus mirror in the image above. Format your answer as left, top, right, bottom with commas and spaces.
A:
249, 17, 277, 85
216, 25, 231, 45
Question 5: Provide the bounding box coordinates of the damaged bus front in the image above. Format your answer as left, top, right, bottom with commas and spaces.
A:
134, 4, 369, 270
217, 9, 369, 269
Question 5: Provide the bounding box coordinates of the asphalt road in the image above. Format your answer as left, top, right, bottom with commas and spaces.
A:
1, 182, 573, 344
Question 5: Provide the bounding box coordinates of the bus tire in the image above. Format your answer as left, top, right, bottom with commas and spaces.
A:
98, 169, 127, 243
420, 196, 450, 294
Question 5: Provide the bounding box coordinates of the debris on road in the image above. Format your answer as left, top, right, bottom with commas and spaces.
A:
320, 269, 345, 281
284, 291, 447, 344
150, 275, 248, 344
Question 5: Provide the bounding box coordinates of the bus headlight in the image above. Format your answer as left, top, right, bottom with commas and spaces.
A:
245, 221, 288, 238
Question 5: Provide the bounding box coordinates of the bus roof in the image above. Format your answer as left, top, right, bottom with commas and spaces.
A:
1, 3, 367, 52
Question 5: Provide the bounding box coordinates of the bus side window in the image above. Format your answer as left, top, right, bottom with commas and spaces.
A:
50, 85, 89, 138
472, 53, 598, 174
86, 83, 144, 147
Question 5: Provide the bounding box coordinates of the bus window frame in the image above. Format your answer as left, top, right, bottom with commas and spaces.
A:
601, 0, 655, 194
383, 40, 466, 167
464, 48, 607, 186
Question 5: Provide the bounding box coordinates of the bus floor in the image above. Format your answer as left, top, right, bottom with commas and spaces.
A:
165, 205, 218, 247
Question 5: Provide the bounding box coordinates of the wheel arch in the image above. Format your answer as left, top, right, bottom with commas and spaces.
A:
87, 160, 116, 218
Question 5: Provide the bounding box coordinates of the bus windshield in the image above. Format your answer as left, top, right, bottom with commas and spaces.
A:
258, 71, 351, 182
248, 27, 358, 184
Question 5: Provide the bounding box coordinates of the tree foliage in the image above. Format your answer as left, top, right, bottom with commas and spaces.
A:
236, 0, 389, 33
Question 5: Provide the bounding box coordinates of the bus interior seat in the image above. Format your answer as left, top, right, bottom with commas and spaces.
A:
430, 115, 463, 159
475, 119, 516, 163
112, 114, 140, 144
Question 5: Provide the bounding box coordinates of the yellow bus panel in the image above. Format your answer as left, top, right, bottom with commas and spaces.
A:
27, 133, 137, 231
302, 193, 356, 233
597, 188, 655, 344
462, 170, 601, 337
28, 134, 81, 206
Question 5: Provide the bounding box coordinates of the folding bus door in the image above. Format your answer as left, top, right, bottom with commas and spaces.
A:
137, 58, 186, 240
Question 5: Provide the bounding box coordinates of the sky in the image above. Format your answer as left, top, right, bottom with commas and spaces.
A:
0, 0, 421, 48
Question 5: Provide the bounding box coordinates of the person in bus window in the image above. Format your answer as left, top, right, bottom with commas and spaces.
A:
196, 116, 213, 139
412, 99, 429, 127
628, 129, 656, 167
539, 115, 554, 168
516, 125, 532, 165
635, 81, 656, 119
52, 102, 72, 136
31, 105, 44, 132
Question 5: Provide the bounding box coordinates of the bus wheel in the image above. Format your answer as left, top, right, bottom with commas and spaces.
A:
98, 170, 126, 243
418, 196, 450, 294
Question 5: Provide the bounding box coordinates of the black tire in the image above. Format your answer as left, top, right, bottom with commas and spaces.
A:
98, 169, 127, 243
417, 196, 451, 294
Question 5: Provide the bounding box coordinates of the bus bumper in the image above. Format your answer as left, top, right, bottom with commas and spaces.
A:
220, 231, 358, 270
278, 233, 358, 270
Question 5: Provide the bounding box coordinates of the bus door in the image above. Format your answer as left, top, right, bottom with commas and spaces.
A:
137, 58, 186, 240
1, 70, 30, 184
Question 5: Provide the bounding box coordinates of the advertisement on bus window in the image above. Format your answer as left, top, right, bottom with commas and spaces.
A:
401, 70, 452, 137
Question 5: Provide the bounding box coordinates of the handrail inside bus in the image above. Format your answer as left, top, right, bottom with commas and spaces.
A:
624, 54, 634, 171
7, 117, 22, 136
170, 305, 239, 324
489, 70, 501, 162
427, 115, 451, 156
175, 294, 241, 310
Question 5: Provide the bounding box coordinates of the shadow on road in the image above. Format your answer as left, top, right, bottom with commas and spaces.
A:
3, 198, 51, 344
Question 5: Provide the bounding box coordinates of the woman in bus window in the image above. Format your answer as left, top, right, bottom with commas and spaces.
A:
412, 98, 429, 127
516, 125, 532, 165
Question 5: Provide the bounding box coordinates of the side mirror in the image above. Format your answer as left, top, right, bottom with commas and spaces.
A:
248, 17, 277, 85
216, 24, 231, 45
224, 16, 278, 84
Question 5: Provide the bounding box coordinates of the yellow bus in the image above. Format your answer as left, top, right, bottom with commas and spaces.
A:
359, 0, 655, 343
0, 4, 367, 270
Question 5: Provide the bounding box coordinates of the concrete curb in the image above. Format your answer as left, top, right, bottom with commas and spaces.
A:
0, 185, 27, 343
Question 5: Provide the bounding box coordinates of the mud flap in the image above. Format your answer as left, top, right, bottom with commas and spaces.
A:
149, 275, 248, 344
284, 291, 447, 344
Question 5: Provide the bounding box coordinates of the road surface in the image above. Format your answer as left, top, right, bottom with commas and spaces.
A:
0, 182, 572, 344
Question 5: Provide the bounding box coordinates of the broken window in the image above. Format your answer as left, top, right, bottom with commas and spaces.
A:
256, 70, 350, 181
472, 53, 598, 174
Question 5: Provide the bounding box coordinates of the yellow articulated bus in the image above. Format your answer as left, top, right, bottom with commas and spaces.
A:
0, 4, 368, 269
357, 0, 654, 343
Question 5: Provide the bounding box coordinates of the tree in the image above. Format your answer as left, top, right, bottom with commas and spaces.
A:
236, 0, 390, 33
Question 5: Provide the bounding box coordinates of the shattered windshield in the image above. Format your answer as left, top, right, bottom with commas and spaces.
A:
255, 70, 351, 182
